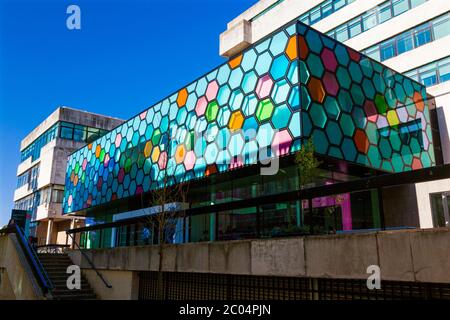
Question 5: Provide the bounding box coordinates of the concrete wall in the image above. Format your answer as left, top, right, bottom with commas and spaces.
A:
0, 234, 44, 300
83, 269, 138, 300
69, 228, 450, 286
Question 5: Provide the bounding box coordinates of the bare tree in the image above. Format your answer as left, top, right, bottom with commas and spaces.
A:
295, 138, 321, 234
140, 174, 190, 300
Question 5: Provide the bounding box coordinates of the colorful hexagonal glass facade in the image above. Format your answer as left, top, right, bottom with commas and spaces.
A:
63, 22, 436, 214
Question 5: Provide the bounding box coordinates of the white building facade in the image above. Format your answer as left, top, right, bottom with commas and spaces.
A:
13, 107, 123, 245
220, 0, 450, 228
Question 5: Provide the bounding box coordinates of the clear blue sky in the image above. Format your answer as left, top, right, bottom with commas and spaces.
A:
0, 0, 257, 226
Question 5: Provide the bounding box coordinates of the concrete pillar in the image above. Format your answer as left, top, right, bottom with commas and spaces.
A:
46, 219, 53, 245
69, 219, 76, 248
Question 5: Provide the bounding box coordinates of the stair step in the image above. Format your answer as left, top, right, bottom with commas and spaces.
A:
52, 288, 95, 295
38, 254, 70, 258
39, 257, 72, 263
42, 265, 72, 269
52, 293, 97, 300
51, 278, 90, 285
36, 253, 98, 300
43, 267, 72, 272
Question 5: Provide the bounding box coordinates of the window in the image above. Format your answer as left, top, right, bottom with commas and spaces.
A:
362, 11, 377, 30
410, 0, 426, 7
321, 1, 333, 19
397, 34, 414, 55
297, 0, 356, 26
392, 0, 409, 16
362, 13, 448, 63
378, 2, 392, 24
52, 189, 64, 203
217, 207, 258, 240
28, 165, 39, 191
405, 56, 450, 86
299, 14, 308, 24
334, 0, 347, 10
73, 125, 86, 141
327, 0, 429, 42
420, 64, 438, 86
414, 26, 432, 47
433, 15, 450, 39
40, 187, 51, 205
430, 192, 450, 228
380, 41, 395, 61
20, 123, 58, 163
310, 7, 321, 24
439, 60, 450, 83
335, 26, 349, 42
189, 214, 212, 242
348, 19, 362, 37
60, 125, 74, 139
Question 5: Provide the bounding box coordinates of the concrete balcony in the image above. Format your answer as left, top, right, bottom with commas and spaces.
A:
13, 184, 32, 202
219, 19, 252, 58
16, 157, 35, 177
35, 202, 63, 221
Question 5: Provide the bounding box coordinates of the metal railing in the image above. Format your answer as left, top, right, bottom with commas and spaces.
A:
0, 224, 53, 294
66, 232, 112, 289
139, 271, 450, 300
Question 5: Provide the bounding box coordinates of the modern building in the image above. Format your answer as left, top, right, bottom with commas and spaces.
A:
63, 16, 446, 250
4, 1, 450, 301
220, 0, 450, 228
13, 107, 123, 246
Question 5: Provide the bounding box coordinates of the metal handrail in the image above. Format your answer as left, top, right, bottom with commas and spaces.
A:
66, 232, 112, 289
1, 224, 53, 293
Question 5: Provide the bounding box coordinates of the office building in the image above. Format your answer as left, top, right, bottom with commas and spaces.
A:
13, 107, 123, 245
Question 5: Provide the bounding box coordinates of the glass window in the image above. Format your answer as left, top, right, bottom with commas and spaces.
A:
405, 71, 419, 82
414, 26, 432, 47
217, 207, 257, 241
86, 128, 100, 143
380, 41, 395, 61
321, 1, 333, 19
348, 19, 362, 37
20, 123, 58, 163
393, 0, 409, 16
410, 0, 426, 7
397, 34, 414, 54
40, 187, 51, 205
300, 14, 309, 24
430, 193, 450, 228
189, 214, 212, 242
378, 2, 392, 24
335, 25, 349, 42
334, 0, 347, 10
60, 125, 73, 139
433, 15, 450, 40
419, 64, 437, 86
362, 11, 377, 30
260, 201, 303, 237
365, 46, 381, 61
52, 189, 64, 203
73, 125, 86, 142
439, 60, 450, 83
310, 7, 321, 24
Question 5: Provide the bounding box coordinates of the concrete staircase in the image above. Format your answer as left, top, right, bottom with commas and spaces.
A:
37, 253, 98, 300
